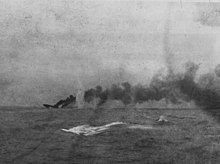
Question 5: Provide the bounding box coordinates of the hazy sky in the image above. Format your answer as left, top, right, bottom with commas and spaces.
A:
0, 0, 220, 105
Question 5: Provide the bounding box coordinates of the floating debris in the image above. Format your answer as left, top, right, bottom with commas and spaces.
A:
62, 122, 125, 136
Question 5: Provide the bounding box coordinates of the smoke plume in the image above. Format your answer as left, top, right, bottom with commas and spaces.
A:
83, 61, 220, 111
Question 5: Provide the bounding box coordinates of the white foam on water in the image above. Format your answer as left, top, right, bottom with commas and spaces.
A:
128, 125, 154, 130
61, 122, 125, 136
62, 122, 158, 136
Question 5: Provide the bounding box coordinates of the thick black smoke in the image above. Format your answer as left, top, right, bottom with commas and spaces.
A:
83, 61, 220, 111
84, 82, 132, 106
178, 62, 220, 109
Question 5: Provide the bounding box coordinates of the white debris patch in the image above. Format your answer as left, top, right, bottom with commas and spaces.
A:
62, 122, 126, 136
128, 125, 154, 130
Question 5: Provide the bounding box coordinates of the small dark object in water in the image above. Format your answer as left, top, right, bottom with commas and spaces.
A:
43, 95, 76, 109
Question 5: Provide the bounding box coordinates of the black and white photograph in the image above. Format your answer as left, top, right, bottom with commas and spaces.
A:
0, 0, 220, 163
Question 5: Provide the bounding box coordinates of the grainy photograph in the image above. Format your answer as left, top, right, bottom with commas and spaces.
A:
0, 0, 220, 163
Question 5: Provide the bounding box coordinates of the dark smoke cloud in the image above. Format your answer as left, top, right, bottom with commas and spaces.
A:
83, 61, 220, 113
215, 64, 220, 77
